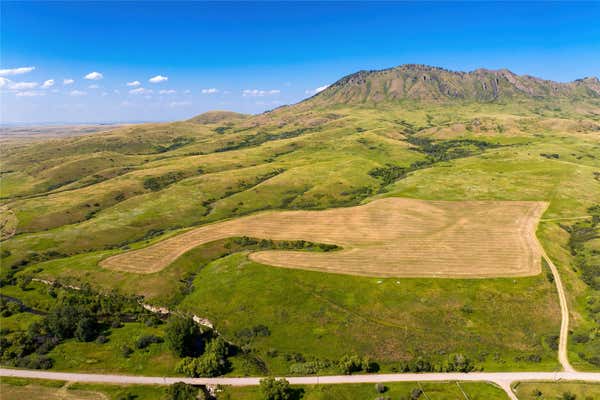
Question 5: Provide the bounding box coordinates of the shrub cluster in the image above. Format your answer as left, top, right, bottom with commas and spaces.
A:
369, 137, 503, 190
337, 354, 377, 374
230, 236, 338, 252
143, 171, 186, 191
135, 334, 163, 349
394, 354, 476, 373
0, 284, 148, 368
260, 377, 292, 400
176, 337, 229, 377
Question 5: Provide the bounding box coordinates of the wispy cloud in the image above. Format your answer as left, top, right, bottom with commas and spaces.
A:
41, 79, 55, 89
305, 85, 329, 95
129, 87, 153, 95
126, 80, 141, 87
9, 82, 39, 90
149, 75, 168, 83
69, 90, 87, 96
201, 88, 219, 94
0, 77, 10, 88
0, 66, 35, 77
84, 71, 103, 80
242, 89, 280, 97
16, 91, 45, 97
88, 84, 100, 89
63, 78, 74, 85
159, 89, 176, 95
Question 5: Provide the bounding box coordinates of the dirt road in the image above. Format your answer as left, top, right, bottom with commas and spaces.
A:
542, 252, 575, 372
2, 368, 599, 400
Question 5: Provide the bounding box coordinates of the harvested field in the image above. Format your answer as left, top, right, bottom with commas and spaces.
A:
100, 198, 548, 277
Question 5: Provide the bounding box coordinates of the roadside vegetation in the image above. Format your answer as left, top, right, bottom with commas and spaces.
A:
219, 379, 510, 400
0, 376, 511, 400
513, 381, 600, 400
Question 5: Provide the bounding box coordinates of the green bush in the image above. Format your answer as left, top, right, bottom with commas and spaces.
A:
259, 377, 292, 400
165, 382, 198, 400
135, 334, 163, 349
165, 315, 200, 357
176, 337, 229, 377
337, 354, 373, 374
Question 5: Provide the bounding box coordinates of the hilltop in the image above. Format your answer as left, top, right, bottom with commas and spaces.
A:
307, 64, 600, 105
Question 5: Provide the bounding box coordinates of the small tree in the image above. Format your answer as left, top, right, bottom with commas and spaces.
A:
75, 316, 98, 342
410, 387, 423, 399
562, 392, 577, 400
165, 315, 200, 357
175, 337, 229, 377
260, 377, 291, 400
165, 382, 198, 400
17, 274, 32, 290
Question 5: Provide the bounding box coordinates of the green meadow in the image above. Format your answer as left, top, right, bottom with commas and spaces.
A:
513, 381, 600, 400
216, 381, 510, 400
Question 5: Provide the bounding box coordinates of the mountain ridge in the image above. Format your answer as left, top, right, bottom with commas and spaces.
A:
307, 64, 600, 105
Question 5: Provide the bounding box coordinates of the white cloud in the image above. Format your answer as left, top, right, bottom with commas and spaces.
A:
69, 90, 87, 96
88, 84, 100, 89
129, 87, 153, 95
149, 75, 168, 83
305, 85, 329, 95
159, 89, 176, 95
41, 79, 55, 89
63, 78, 74, 85
126, 80, 141, 87
0, 77, 10, 88
0, 66, 35, 76
101, 92, 109, 97
84, 71, 103, 80
10, 82, 38, 90
169, 101, 191, 108
16, 91, 45, 97
242, 89, 280, 97
183, 89, 191, 94
201, 88, 219, 94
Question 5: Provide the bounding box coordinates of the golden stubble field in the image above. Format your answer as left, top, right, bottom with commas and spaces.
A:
101, 197, 547, 277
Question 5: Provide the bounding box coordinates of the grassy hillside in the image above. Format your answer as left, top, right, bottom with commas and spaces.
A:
1, 65, 599, 375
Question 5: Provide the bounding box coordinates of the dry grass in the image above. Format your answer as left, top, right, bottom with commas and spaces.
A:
101, 198, 547, 277
0, 206, 18, 240
0, 383, 106, 400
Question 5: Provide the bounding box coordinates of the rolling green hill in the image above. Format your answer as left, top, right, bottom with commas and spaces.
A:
1, 64, 599, 375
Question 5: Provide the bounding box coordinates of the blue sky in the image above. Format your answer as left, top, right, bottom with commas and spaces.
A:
1, 1, 599, 123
